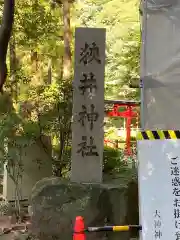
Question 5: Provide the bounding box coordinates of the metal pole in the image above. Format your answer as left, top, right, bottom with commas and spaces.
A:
139, 0, 147, 130
138, 1, 148, 238
86, 225, 142, 232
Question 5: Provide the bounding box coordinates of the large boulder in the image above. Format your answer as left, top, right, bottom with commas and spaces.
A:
30, 177, 138, 240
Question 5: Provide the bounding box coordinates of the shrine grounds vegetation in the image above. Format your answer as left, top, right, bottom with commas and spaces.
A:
0, 0, 140, 178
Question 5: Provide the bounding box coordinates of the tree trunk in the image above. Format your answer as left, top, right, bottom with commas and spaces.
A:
62, 0, 72, 80
47, 59, 52, 84
0, 0, 15, 92
31, 0, 38, 73
9, 33, 17, 100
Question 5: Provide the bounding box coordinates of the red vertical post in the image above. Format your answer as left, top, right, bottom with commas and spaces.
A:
126, 106, 132, 155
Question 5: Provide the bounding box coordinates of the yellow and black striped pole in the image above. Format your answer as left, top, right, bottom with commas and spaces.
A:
86, 225, 142, 232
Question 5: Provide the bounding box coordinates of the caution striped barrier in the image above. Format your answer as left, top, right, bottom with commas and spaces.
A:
137, 130, 180, 140
73, 216, 142, 240
86, 225, 142, 232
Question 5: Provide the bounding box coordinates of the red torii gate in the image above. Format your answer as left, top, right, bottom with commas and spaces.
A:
105, 100, 140, 155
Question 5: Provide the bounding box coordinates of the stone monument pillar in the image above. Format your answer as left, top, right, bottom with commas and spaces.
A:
71, 27, 105, 183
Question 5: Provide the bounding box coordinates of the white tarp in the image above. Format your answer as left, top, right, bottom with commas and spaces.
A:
138, 138, 180, 240
140, 0, 180, 129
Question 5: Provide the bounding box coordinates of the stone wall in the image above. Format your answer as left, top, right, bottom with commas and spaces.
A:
3, 137, 52, 201
30, 177, 139, 240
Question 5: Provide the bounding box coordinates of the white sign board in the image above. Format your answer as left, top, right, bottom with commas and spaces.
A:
138, 132, 180, 240
71, 28, 105, 183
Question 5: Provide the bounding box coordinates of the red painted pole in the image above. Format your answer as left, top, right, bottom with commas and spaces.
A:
126, 107, 132, 155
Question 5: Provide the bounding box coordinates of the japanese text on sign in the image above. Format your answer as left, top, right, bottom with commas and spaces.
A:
78, 72, 97, 95
154, 210, 162, 239
78, 104, 99, 130
171, 157, 180, 240
77, 136, 99, 157
138, 139, 180, 240
76, 41, 102, 157
80, 42, 101, 65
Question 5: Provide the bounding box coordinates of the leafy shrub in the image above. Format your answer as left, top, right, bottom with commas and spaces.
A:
0, 200, 10, 216
103, 146, 124, 173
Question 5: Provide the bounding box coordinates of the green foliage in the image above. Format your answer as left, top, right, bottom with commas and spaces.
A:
0, 200, 9, 216
120, 28, 140, 99
76, 0, 140, 101
15, 0, 62, 49
103, 146, 124, 174
0, 0, 72, 178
